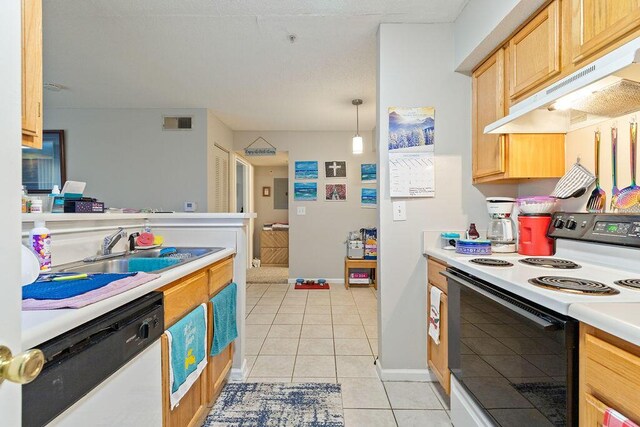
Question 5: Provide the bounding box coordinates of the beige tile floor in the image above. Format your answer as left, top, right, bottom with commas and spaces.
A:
242, 282, 452, 427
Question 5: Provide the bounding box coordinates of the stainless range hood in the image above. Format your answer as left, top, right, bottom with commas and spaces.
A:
485, 37, 640, 134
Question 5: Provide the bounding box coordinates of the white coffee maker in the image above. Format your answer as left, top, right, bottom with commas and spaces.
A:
486, 197, 517, 253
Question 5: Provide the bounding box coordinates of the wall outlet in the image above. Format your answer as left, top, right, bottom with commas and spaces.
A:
393, 201, 407, 221
297, 206, 306, 215
184, 201, 197, 212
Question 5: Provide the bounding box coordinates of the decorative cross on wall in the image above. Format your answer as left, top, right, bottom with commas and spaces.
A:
325, 161, 347, 178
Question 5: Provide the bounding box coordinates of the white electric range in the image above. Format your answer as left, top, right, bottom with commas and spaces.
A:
426, 213, 640, 427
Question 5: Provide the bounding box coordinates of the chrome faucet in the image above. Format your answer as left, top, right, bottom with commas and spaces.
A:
102, 228, 127, 255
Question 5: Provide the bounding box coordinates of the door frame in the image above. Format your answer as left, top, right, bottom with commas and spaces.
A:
231, 154, 253, 268
1, 0, 27, 423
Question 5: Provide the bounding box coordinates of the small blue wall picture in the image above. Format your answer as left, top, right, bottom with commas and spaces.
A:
295, 161, 318, 179
361, 164, 376, 183
294, 182, 317, 201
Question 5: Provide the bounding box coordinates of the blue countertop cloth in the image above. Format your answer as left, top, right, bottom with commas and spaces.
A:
210, 282, 238, 356
22, 273, 136, 300
166, 303, 208, 410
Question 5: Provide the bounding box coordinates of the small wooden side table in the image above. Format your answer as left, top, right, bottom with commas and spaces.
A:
344, 257, 377, 290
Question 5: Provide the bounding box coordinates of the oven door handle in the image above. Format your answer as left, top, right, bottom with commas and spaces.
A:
441, 271, 560, 331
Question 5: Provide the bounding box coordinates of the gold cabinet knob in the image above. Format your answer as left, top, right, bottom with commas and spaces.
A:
0, 345, 45, 385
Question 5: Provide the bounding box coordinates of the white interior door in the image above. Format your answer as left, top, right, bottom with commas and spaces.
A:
1, 1, 28, 424
212, 145, 230, 212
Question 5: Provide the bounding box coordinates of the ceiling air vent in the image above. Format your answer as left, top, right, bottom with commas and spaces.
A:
163, 116, 193, 130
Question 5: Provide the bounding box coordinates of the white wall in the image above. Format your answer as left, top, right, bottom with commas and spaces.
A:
253, 166, 289, 258
234, 131, 377, 279
44, 108, 209, 212
376, 23, 517, 376
454, 0, 545, 73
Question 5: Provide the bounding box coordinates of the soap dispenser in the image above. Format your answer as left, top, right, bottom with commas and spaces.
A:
30, 221, 51, 272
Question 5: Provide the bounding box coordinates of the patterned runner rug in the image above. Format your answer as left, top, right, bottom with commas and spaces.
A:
203, 382, 344, 427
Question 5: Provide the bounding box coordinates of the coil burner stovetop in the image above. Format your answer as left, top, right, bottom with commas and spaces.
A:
469, 258, 514, 267
528, 276, 619, 295
614, 279, 640, 290
519, 258, 581, 269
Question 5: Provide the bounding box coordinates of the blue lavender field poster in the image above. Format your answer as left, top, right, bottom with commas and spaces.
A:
294, 182, 317, 201
388, 107, 435, 152
295, 161, 318, 179
361, 164, 376, 183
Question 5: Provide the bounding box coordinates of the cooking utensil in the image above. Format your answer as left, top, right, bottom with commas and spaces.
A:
587, 130, 606, 212
550, 161, 595, 199
610, 126, 620, 210
615, 118, 640, 212
38, 273, 89, 282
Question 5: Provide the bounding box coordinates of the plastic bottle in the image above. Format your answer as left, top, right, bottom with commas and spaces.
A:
47, 185, 61, 212
21, 186, 28, 213
143, 220, 152, 234
467, 223, 480, 240
30, 199, 43, 214
30, 221, 51, 272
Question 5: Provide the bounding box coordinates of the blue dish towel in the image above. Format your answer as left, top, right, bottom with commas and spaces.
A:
166, 303, 208, 409
128, 257, 180, 272
22, 273, 136, 300
210, 282, 238, 356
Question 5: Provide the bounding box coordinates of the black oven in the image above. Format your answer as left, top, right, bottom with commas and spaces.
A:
444, 268, 578, 427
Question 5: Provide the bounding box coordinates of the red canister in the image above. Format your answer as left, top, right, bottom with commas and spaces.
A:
518, 214, 554, 256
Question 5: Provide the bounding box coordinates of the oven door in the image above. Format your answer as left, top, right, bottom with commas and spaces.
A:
444, 268, 578, 427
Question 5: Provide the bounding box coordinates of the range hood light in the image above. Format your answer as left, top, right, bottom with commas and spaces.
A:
484, 37, 640, 134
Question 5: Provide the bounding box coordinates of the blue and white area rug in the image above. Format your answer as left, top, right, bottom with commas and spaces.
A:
203, 382, 344, 427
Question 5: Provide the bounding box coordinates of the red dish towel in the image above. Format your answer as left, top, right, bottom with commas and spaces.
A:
604, 409, 640, 427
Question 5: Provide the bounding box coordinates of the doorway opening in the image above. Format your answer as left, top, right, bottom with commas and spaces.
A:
241, 151, 289, 284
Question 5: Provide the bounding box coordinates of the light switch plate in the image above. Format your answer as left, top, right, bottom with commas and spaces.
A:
297, 206, 306, 215
393, 201, 407, 221
184, 201, 197, 212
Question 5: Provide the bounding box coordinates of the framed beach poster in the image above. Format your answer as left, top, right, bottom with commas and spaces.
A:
295, 161, 318, 180
294, 182, 317, 201
361, 188, 377, 208
361, 164, 376, 183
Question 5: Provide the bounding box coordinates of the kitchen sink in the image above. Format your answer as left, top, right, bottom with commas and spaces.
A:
59, 247, 225, 274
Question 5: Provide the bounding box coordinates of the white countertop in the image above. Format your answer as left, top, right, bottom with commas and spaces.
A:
569, 303, 640, 347
22, 248, 235, 349
426, 247, 640, 346
22, 212, 256, 222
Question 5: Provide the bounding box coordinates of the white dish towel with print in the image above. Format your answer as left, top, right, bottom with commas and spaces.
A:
428, 286, 443, 345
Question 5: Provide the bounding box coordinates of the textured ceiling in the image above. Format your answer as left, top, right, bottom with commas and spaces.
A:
43, 0, 468, 131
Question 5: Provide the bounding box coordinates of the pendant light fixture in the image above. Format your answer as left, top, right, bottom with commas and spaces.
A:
352, 99, 364, 154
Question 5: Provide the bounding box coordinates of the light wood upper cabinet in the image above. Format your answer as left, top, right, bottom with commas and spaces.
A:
571, 0, 640, 65
509, 0, 561, 100
21, 0, 43, 149
472, 49, 507, 180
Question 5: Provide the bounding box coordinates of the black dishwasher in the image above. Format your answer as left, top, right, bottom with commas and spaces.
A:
23, 292, 164, 427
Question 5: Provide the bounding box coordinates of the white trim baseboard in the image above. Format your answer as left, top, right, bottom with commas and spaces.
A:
229, 358, 249, 382
287, 278, 345, 284
375, 361, 436, 382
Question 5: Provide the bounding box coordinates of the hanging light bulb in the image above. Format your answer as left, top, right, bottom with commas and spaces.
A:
352, 99, 364, 154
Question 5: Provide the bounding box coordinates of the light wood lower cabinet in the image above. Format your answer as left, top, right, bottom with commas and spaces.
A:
427, 257, 450, 395
161, 335, 209, 427
580, 324, 640, 426
260, 230, 288, 266
160, 257, 235, 427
